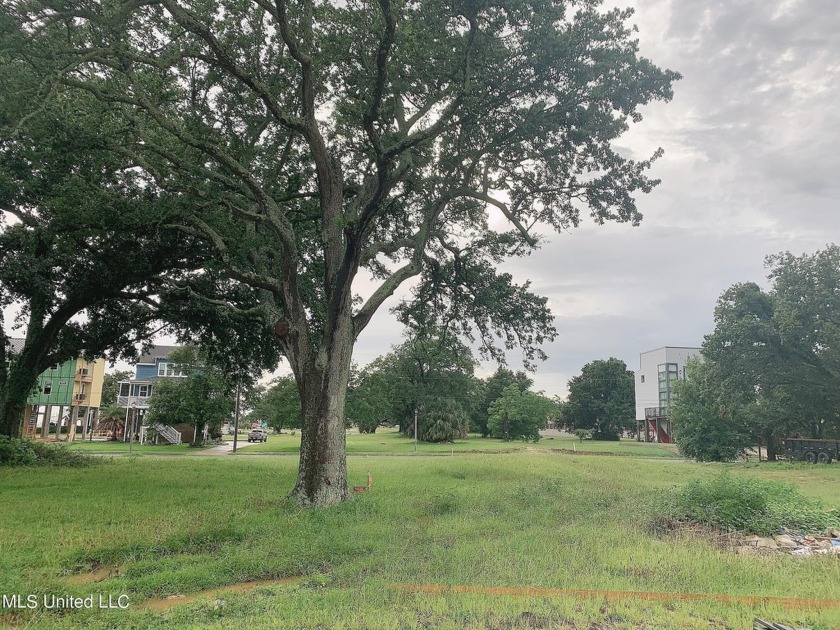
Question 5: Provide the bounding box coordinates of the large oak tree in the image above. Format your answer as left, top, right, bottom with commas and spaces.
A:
688, 245, 840, 459
6, 0, 678, 504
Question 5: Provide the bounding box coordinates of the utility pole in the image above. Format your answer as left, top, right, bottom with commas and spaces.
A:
127, 401, 136, 455
233, 379, 241, 453
414, 405, 418, 454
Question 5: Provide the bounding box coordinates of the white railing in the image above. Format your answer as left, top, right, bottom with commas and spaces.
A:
117, 395, 151, 408
151, 422, 182, 445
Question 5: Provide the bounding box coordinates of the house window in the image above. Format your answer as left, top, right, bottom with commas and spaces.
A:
158, 362, 184, 377
640, 375, 645, 384
43, 381, 52, 395
119, 383, 130, 397
138, 385, 149, 397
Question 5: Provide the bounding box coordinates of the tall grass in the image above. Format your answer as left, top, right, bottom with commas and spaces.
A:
0, 455, 838, 629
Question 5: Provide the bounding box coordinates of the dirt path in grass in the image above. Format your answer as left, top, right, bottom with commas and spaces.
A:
392, 583, 840, 610
192, 440, 261, 455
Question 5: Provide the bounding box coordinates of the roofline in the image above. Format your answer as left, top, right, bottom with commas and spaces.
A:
640, 346, 702, 354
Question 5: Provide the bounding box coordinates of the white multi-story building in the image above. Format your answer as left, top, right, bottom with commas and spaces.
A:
634, 346, 701, 443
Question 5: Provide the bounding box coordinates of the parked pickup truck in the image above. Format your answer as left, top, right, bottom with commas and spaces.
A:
783, 438, 839, 464
247, 429, 269, 443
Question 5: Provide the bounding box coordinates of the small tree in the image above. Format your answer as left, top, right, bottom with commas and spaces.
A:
247, 377, 302, 434
346, 368, 391, 434
418, 397, 469, 443
670, 359, 752, 462
475, 368, 534, 436
564, 358, 634, 440
487, 384, 546, 442
145, 346, 233, 446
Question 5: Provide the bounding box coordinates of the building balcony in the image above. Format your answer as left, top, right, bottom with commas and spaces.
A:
117, 395, 151, 408
645, 406, 669, 418
74, 369, 93, 382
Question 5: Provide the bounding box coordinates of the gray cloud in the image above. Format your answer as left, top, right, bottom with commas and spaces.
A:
10, 0, 839, 401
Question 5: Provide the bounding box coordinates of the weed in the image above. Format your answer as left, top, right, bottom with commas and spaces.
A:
0, 436, 94, 467
662, 472, 840, 535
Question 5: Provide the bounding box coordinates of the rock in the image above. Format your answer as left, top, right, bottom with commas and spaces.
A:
756, 537, 778, 549
773, 535, 797, 548
791, 547, 812, 556
826, 527, 840, 538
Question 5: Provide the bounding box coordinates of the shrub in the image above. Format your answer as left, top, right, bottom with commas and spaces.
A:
419, 398, 468, 443
573, 429, 592, 441
0, 436, 93, 467
663, 472, 840, 536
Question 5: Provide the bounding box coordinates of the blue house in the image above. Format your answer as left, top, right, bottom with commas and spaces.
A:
118, 345, 186, 443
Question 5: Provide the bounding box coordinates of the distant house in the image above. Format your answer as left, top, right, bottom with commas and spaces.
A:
118, 345, 186, 444
9, 338, 107, 440
634, 346, 701, 443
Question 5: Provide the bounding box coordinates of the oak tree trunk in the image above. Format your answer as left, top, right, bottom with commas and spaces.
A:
0, 394, 25, 438
287, 309, 355, 507
290, 361, 352, 506
0, 355, 44, 438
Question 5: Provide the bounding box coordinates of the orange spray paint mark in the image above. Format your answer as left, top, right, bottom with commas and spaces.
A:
390, 583, 840, 610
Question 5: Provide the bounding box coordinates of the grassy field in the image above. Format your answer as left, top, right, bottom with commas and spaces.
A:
62, 442, 200, 454
1, 452, 838, 629
239, 427, 682, 458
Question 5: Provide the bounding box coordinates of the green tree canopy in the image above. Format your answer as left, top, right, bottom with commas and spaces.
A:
670, 359, 753, 462
487, 384, 551, 442
369, 332, 481, 442
688, 245, 840, 459
145, 346, 235, 446
345, 367, 392, 434
563, 358, 634, 440
475, 367, 533, 436
4, 0, 679, 504
246, 376, 302, 433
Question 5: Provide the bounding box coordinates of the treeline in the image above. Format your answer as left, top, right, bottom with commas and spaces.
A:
671, 245, 840, 461
249, 334, 559, 442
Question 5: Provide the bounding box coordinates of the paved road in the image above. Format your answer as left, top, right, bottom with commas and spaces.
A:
194, 439, 261, 455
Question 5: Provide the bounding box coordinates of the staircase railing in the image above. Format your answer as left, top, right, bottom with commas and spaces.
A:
151, 422, 182, 445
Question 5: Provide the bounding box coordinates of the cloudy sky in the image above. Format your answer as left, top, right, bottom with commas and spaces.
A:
5, 0, 837, 398
353, 0, 840, 397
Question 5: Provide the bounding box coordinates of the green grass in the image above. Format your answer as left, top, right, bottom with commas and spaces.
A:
63, 441, 202, 454
240, 427, 682, 458
664, 470, 840, 535
1, 453, 839, 628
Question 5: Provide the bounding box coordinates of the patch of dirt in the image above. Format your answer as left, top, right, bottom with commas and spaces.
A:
139, 576, 305, 611
64, 563, 121, 584
650, 518, 740, 551
529, 447, 627, 457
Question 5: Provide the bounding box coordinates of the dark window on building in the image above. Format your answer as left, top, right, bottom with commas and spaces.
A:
640, 375, 645, 383
43, 381, 52, 395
